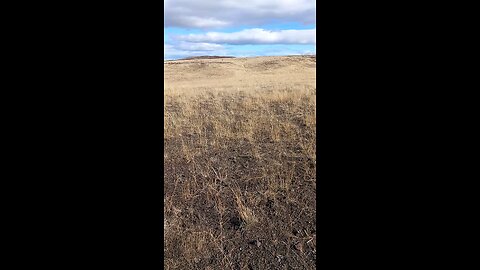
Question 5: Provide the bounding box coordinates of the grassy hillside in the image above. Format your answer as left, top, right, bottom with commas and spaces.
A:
164, 55, 316, 269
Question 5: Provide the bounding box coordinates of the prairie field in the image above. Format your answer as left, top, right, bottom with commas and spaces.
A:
164, 55, 316, 269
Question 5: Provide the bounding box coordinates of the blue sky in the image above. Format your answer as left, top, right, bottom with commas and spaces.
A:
164, 0, 316, 60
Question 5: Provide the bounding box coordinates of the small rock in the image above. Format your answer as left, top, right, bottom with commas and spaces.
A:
294, 242, 303, 252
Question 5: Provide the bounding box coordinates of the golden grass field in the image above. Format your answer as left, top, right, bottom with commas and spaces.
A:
164, 55, 316, 269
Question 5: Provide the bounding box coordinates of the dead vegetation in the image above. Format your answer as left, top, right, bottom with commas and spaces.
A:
164, 56, 316, 269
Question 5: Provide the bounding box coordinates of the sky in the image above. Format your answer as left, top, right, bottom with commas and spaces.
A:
164, 0, 316, 60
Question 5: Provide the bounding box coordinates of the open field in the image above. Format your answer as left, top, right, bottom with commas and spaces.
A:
164, 56, 316, 269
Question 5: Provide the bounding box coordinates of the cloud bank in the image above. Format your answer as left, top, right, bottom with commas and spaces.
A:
165, 0, 316, 29
175, 28, 316, 45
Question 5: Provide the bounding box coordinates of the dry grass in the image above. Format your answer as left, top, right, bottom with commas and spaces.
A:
164, 56, 316, 269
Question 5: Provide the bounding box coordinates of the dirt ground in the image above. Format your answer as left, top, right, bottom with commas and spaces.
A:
164, 55, 316, 269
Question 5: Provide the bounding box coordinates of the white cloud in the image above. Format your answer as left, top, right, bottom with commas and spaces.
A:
176, 42, 224, 51
165, 0, 316, 29
175, 28, 316, 45
168, 16, 230, 29
164, 43, 227, 60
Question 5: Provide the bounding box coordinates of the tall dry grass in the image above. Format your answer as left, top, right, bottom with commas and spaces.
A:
164, 84, 316, 269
